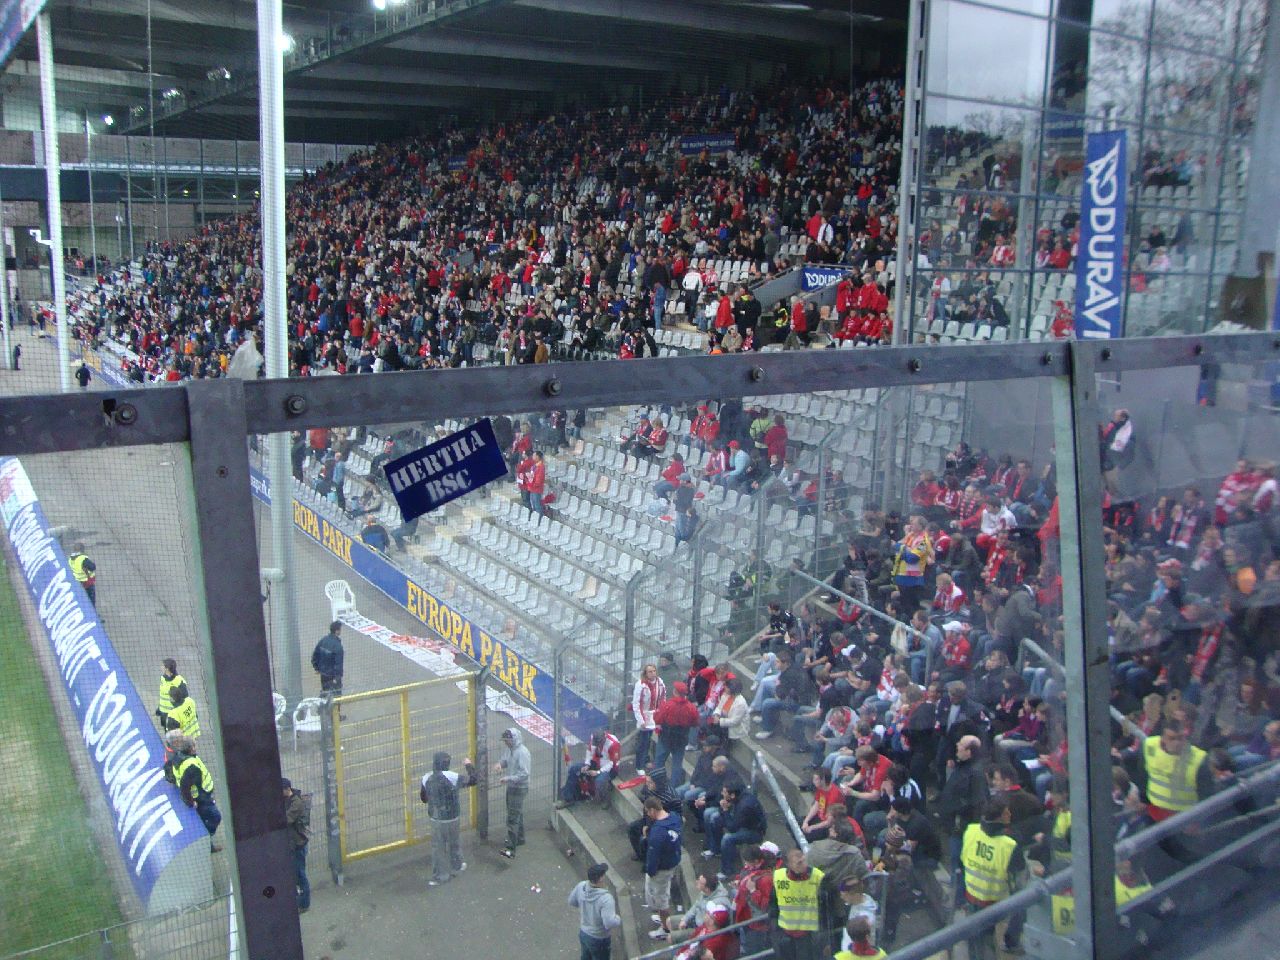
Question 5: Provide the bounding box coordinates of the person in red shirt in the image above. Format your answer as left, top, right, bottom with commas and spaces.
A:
674, 904, 737, 960
637, 419, 669, 460
759, 415, 789, 462
732, 845, 775, 958
526, 450, 547, 514
515, 451, 536, 512
840, 746, 892, 824
653, 682, 701, 787
911, 470, 942, 511
654, 453, 688, 501
801, 767, 848, 841
932, 573, 967, 616
691, 405, 720, 451
714, 293, 734, 330
938, 621, 973, 681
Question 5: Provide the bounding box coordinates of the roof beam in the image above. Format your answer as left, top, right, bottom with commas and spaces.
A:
510, 0, 834, 44
386, 29, 667, 72
303, 61, 561, 92
119, 0, 513, 133
200, 104, 404, 121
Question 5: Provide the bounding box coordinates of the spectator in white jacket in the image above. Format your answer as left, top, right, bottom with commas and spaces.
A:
632, 663, 666, 774
709, 677, 751, 741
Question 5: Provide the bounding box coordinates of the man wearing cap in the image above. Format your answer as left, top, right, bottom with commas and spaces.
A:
654, 682, 700, 787
656, 650, 684, 694
282, 779, 312, 912
719, 440, 751, 496
569, 863, 621, 960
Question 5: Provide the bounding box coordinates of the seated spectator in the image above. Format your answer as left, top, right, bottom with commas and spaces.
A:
556, 729, 621, 808
627, 769, 682, 861
654, 453, 688, 501
706, 676, 751, 742
753, 648, 814, 740
800, 767, 849, 842
703, 780, 767, 878
650, 869, 730, 943
360, 515, 391, 552
679, 746, 730, 831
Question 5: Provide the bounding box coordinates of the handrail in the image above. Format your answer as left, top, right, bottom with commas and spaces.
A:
883, 758, 1280, 960
1020, 637, 1135, 733
790, 568, 936, 679
752, 750, 809, 854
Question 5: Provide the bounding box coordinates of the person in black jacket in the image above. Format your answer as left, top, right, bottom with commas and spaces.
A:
704, 779, 767, 877
311, 621, 345, 695
680, 742, 729, 832
421, 751, 477, 886
934, 735, 990, 907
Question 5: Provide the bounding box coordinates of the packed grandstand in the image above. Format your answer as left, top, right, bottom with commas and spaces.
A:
37, 70, 1276, 959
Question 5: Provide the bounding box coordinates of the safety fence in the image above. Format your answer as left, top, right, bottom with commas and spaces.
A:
328, 676, 478, 866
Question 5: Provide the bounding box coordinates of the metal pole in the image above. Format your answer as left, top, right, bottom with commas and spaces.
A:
36, 13, 69, 393
553, 639, 567, 812
473, 667, 490, 839
690, 527, 705, 658
623, 569, 644, 706
125, 143, 135, 261
85, 114, 97, 279
259, 0, 303, 704
1052, 341, 1120, 960
890, 0, 921, 345
319, 691, 343, 885
0, 178, 10, 371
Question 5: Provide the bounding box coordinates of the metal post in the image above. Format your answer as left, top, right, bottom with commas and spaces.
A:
85, 114, 98, 279
623, 569, 646, 703
319, 691, 343, 885
400, 688, 412, 843
36, 13, 69, 393
259, 0, 303, 704
0, 178, 10, 371
552, 639, 567, 812
893, 0, 925, 344
815, 447, 828, 572
125, 143, 135, 261
184, 380, 304, 959
1051, 342, 1120, 960
690, 530, 705, 657
468, 670, 481, 834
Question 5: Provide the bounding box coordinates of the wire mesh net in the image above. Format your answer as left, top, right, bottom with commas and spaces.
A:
0, 445, 236, 959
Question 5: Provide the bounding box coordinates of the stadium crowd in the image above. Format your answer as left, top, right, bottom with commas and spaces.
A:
556, 406, 1280, 959
68, 75, 907, 383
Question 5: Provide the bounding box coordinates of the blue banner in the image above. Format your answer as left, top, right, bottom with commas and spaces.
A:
1075, 129, 1128, 340
383, 418, 507, 522
800, 266, 847, 292
248, 468, 608, 742
679, 134, 736, 156
447, 156, 466, 171
0, 457, 207, 906
0, 1, 48, 73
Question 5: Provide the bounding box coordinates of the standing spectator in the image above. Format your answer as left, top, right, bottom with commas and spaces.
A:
421, 752, 477, 885
643, 795, 684, 934
1100, 409, 1135, 492
527, 450, 547, 515
632, 663, 666, 774
654, 682, 700, 786
311, 621, 345, 696
496, 727, 531, 859
282, 778, 312, 912
569, 863, 622, 960
733, 844, 777, 957
74, 362, 92, 389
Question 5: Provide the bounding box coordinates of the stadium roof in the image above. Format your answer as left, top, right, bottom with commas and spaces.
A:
8, 0, 907, 141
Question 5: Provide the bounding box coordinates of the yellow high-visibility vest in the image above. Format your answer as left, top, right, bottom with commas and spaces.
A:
773, 866, 824, 932
1052, 876, 1153, 934
168, 697, 200, 739
1143, 736, 1205, 812
158, 673, 186, 715
69, 553, 93, 584
1050, 809, 1072, 865
961, 823, 1017, 903
835, 949, 888, 960
175, 755, 214, 802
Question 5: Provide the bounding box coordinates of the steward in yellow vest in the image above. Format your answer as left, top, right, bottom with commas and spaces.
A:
1050, 868, 1153, 935
771, 849, 825, 952
165, 690, 200, 739
67, 542, 97, 607
961, 802, 1026, 959
1139, 728, 1209, 821
156, 658, 189, 729
170, 737, 223, 850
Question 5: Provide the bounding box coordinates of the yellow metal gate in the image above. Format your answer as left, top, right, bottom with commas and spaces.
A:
331, 675, 477, 863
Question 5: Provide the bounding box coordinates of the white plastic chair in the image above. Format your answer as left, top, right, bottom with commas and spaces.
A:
292, 697, 326, 751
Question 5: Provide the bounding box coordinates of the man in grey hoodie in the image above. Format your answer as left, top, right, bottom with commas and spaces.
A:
569, 862, 621, 960
496, 727, 531, 858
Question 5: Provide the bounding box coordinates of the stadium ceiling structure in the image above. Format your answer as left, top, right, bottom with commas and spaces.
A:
7, 0, 907, 141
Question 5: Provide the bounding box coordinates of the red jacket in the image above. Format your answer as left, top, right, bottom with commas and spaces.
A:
527, 460, 546, 495
654, 695, 700, 732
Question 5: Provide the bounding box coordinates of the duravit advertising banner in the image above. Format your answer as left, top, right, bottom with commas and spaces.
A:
0, 457, 210, 913
800, 265, 847, 291
1074, 129, 1128, 340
